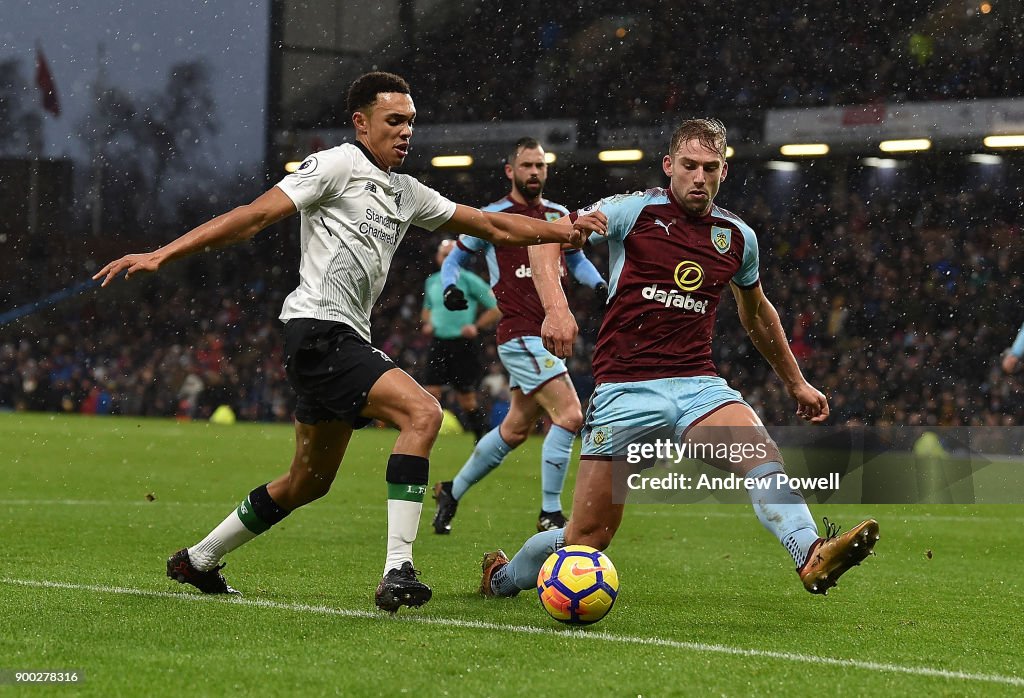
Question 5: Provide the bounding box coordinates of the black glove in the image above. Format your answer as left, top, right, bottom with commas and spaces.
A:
594, 282, 609, 303
443, 284, 468, 311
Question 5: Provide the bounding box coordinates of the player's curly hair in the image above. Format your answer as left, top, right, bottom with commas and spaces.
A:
346, 72, 411, 114
669, 119, 727, 159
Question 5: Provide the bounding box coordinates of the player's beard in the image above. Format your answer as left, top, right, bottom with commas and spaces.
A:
514, 176, 544, 203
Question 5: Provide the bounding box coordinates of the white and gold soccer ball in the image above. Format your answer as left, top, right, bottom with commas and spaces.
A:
537, 545, 619, 625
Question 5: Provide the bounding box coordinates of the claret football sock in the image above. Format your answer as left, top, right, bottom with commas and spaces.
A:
540, 424, 574, 513
452, 427, 513, 500
189, 483, 290, 572
745, 462, 819, 567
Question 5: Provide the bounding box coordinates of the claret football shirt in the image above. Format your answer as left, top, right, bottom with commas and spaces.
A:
570, 189, 759, 383
457, 196, 573, 344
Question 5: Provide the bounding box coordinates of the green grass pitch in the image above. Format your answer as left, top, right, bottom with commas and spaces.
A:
2, 412, 1023, 696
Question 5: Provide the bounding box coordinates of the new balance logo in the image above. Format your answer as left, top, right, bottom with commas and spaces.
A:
654, 219, 673, 235
364, 182, 378, 193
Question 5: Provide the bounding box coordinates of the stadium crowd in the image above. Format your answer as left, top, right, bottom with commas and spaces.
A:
307, 1, 1023, 133
2, 158, 1021, 428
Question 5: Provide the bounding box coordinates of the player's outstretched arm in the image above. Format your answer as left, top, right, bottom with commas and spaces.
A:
530, 241, 577, 358
442, 204, 606, 248
732, 282, 829, 423
92, 187, 296, 287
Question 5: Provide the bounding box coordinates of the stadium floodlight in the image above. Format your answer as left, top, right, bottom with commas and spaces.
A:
765, 161, 800, 171
544, 152, 557, 164
861, 157, 901, 169
598, 149, 644, 162
284, 161, 303, 173
725, 146, 735, 158
879, 138, 931, 153
779, 144, 829, 156
983, 135, 1024, 149
431, 155, 474, 168
968, 153, 1003, 165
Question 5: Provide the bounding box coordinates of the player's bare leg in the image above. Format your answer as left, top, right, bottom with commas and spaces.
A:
364, 367, 442, 457
500, 388, 543, 447
268, 420, 353, 508
562, 458, 623, 550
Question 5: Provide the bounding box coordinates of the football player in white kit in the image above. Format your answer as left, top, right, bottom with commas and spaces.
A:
94, 71, 607, 613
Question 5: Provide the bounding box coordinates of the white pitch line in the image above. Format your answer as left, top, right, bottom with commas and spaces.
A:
2, 499, 1022, 525
2, 577, 1022, 688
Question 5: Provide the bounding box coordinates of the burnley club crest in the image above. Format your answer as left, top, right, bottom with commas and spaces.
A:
711, 226, 731, 254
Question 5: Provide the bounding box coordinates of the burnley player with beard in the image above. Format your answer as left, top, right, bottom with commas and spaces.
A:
93, 73, 607, 613
479, 119, 879, 599
432, 138, 608, 535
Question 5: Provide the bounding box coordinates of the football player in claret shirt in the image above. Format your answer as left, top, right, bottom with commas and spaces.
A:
93, 72, 607, 613
480, 119, 879, 599
432, 138, 607, 535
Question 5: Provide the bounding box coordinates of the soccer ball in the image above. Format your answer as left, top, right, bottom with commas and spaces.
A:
537, 545, 619, 625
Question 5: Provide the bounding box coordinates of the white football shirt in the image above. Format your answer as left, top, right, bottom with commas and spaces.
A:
276, 142, 457, 341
